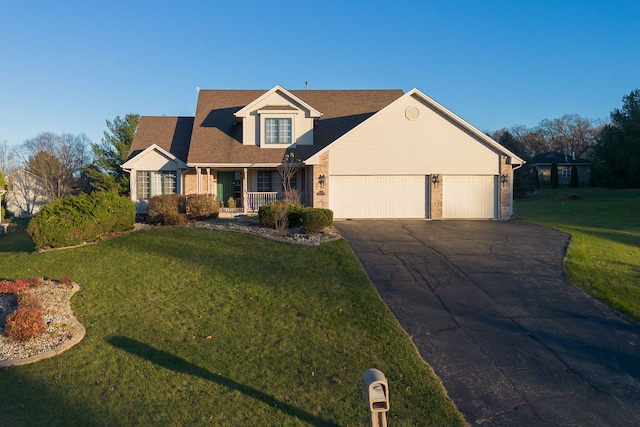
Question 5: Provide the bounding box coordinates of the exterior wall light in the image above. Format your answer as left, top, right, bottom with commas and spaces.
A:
318, 174, 326, 189
500, 174, 509, 187
431, 174, 440, 187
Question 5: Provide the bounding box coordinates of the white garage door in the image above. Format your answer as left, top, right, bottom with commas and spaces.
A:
443, 175, 497, 219
330, 175, 427, 218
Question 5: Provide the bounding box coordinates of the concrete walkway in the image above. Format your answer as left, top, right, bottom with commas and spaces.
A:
336, 220, 640, 426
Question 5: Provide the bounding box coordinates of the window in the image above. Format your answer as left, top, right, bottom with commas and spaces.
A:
561, 169, 571, 179
136, 171, 177, 200
265, 118, 292, 144
257, 171, 272, 192
257, 171, 296, 192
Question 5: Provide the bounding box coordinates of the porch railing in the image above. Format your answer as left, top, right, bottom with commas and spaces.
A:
246, 192, 279, 211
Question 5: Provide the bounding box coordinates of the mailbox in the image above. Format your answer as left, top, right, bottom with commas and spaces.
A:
362, 368, 389, 413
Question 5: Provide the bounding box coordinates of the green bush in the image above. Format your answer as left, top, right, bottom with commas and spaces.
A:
259, 204, 334, 231
286, 204, 305, 227
26, 191, 135, 249
301, 208, 330, 234
258, 204, 277, 228
186, 194, 219, 219
148, 194, 186, 225
318, 208, 334, 226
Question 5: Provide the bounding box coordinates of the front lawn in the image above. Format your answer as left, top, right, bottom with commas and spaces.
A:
0, 226, 464, 426
515, 187, 640, 321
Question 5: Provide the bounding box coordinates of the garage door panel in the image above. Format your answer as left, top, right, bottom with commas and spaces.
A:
330, 175, 427, 219
443, 175, 497, 219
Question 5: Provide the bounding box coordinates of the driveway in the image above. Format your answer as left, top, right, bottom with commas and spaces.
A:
336, 220, 640, 426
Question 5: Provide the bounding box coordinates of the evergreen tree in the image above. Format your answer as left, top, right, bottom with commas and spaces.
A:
591, 89, 640, 188
550, 162, 559, 189
570, 165, 579, 188
86, 113, 140, 195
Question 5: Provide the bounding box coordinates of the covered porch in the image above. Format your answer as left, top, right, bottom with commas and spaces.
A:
190, 166, 311, 213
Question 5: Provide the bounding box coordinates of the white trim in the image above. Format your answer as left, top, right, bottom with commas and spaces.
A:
188, 163, 284, 168
234, 85, 322, 118
306, 88, 526, 166
121, 143, 188, 170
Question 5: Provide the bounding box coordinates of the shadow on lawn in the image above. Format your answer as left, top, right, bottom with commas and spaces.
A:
107, 336, 339, 427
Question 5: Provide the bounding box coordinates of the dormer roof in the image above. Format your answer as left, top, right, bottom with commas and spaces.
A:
234, 85, 322, 119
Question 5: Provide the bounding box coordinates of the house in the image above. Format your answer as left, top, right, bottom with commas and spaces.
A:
122, 85, 524, 219
4, 169, 49, 217
529, 151, 590, 186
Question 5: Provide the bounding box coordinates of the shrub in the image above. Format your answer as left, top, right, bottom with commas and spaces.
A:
287, 204, 305, 228
318, 208, 334, 227
27, 191, 135, 249
148, 194, 187, 225
0, 280, 30, 294
273, 202, 290, 234
13, 293, 40, 309
186, 194, 219, 219
5, 306, 45, 341
258, 204, 276, 229
227, 197, 237, 209
259, 203, 311, 229
301, 208, 330, 234
26, 277, 45, 288
59, 275, 73, 286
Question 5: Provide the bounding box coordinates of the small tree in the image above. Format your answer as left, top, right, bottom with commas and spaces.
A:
277, 152, 302, 203
550, 162, 559, 189
570, 165, 579, 188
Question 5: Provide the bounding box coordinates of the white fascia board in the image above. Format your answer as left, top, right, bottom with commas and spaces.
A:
188, 163, 285, 168
234, 85, 322, 118
121, 143, 188, 170
405, 88, 526, 165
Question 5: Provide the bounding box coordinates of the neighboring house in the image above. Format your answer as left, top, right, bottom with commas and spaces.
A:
122, 85, 524, 219
529, 151, 591, 186
5, 169, 49, 217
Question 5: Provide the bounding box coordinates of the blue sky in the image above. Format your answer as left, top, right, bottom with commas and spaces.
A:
1, 1, 638, 148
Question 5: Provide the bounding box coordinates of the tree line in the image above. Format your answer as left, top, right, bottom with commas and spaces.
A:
0, 114, 139, 217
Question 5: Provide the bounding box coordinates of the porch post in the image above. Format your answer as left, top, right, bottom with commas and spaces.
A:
242, 168, 248, 214
195, 167, 201, 194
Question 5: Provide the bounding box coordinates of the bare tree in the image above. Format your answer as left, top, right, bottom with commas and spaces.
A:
21, 132, 91, 202
537, 114, 603, 156
277, 152, 302, 204
0, 140, 19, 176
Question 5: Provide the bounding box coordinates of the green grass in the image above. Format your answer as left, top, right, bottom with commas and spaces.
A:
0, 226, 464, 426
515, 186, 640, 321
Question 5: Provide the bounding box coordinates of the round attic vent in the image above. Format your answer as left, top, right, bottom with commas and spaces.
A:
405, 106, 420, 121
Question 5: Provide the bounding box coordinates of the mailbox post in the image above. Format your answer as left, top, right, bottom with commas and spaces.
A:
362, 368, 389, 427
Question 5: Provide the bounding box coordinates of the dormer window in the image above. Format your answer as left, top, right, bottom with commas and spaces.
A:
265, 118, 292, 144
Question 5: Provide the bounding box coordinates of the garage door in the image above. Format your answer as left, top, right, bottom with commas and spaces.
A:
330, 176, 427, 218
443, 175, 497, 219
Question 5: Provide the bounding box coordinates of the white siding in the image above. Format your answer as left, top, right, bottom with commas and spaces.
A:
130, 149, 181, 171
328, 94, 500, 176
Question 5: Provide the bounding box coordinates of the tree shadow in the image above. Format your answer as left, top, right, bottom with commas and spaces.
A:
106, 336, 339, 427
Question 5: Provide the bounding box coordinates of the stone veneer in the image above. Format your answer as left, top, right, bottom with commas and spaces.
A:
430, 174, 443, 219
312, 152, 329, 208
499, 156, 513, 219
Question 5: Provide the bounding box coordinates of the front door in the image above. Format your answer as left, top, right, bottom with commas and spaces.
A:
217, 172, 241, 206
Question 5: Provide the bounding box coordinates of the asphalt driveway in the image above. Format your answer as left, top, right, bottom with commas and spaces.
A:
336, 220, 640, 426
